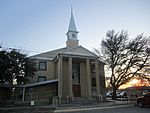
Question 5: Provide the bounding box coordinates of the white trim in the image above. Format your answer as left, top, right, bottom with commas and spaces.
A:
60, 53, 98, 59
64, 52, 97, 57
31, 57, 53, 61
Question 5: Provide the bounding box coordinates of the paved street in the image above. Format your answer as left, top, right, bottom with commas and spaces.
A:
54, 105, 150, 113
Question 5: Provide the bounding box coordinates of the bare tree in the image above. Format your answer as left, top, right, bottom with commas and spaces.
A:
137, 48, 150, 81
95, 30, 150, 99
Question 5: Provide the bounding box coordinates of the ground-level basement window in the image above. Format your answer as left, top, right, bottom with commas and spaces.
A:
38, 76, 46, 82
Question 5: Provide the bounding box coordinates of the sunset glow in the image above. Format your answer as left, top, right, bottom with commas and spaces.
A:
129, 79, 139, 85
119, 78, 150, 89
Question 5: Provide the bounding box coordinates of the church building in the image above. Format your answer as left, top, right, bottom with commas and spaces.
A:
19, 9, 106, 104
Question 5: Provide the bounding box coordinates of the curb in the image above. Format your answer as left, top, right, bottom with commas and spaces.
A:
55, 101, 135, 110
54, 104, 133, 113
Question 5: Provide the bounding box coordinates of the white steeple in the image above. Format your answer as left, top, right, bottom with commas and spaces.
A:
66, 7, 79, 40
68, 7, 77, 32
66, 7, 79, 48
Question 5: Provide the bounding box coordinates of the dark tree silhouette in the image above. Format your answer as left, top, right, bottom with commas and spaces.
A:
95, 30, 150, 99
0, 49, 37, 85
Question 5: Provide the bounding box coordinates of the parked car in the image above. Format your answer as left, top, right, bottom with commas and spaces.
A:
117, 91, 127, 98
137, 92, 150, 107
106, 92, 112, 97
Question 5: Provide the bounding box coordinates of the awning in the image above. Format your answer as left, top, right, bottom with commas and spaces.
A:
17, 79, 58, 88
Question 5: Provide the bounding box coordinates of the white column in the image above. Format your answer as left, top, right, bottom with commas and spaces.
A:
95, 59, 100, 95
86, 58, 91, 99
58, 56, 63, 97
68, 57, 73, 96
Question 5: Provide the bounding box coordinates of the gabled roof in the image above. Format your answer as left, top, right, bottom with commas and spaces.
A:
62, 46, 98, 58
30, 47, 68, 59
30, 46, 98, 60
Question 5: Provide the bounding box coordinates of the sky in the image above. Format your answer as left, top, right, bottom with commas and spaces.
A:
0, 0, 150, 55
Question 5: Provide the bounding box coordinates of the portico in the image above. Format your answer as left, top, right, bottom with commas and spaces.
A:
57, 54, 101, 99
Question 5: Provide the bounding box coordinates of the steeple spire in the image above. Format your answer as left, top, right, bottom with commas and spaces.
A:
67, 6, 78, 34
66, 7, 79, 48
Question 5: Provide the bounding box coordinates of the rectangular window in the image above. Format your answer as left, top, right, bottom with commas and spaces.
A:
91, 64, 96, 79
92, 77, 96, 87
72, 34, 75, 38
38, 76, 46, 82
72, 63, 80, 84
39, 61, 47, 70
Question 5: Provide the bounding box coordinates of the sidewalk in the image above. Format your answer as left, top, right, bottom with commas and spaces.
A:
0, 100, 136, 113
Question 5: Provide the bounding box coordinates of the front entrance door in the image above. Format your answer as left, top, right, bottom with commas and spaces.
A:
72, 84, 81, 97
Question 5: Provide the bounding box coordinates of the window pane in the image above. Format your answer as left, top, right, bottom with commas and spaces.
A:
92, 78, 96, 87
72, 34, 75, 38
38, 76, 46, 82
39, 62, 47, 70
72, 63, 80, 84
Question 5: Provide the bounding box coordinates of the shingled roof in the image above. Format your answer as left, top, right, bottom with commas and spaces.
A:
30, 46, 98, 60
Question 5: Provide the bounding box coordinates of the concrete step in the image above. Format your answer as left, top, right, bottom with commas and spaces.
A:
69, 97, 97, 105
